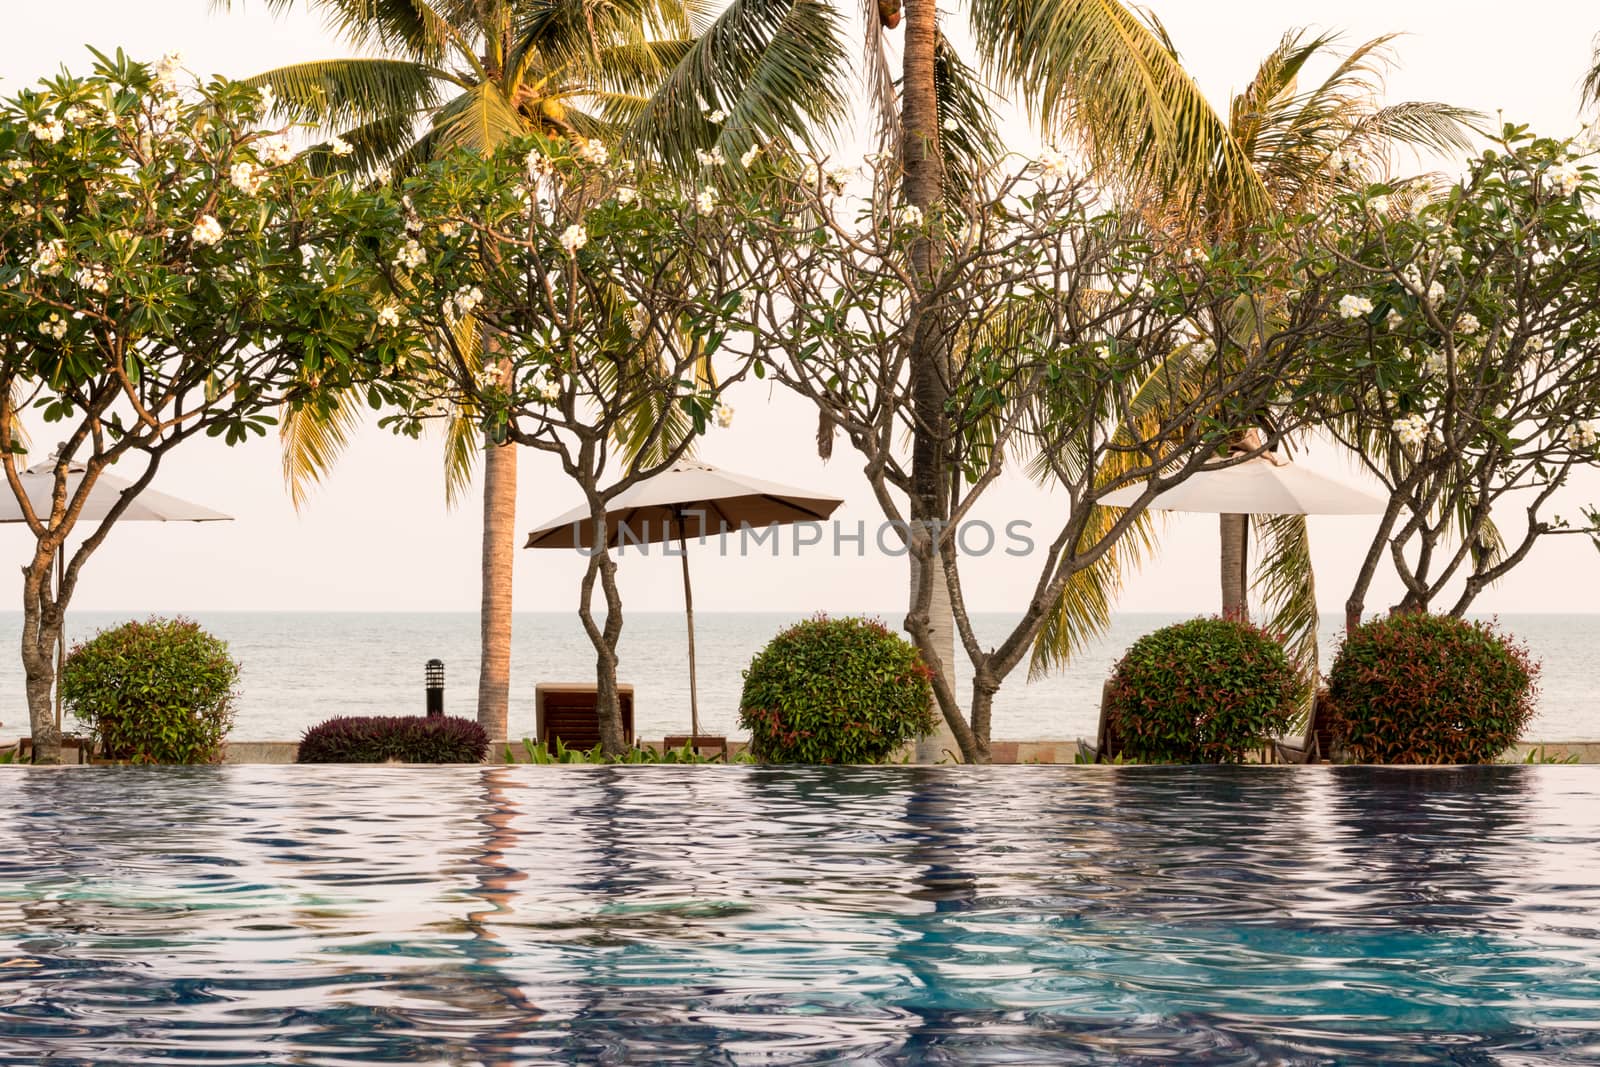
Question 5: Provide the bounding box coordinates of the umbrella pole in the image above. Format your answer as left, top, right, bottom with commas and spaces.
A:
53, 547, 64, 730
676, 517, 700, 744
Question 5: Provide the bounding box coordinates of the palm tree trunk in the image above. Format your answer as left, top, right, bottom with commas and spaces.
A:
478, 436, 517, 742
901, 0, 962, 760
1220, 513, 1248, 621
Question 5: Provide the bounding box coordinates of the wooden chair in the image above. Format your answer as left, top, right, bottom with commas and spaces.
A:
662, 734, 730, 761
1076, 680, 1125, 763
534, 683, 635, 753
1274, 688, 1334, 764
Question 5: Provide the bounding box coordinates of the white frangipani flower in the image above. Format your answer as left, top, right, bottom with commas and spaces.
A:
1386, 308, 1403, 330
153, 52, 184, 92
328, 135, 352, 157
559, 224, 588, 254
1338, 294, 1374, 319
695, 146, 726, 167
575, 138, 608, 165
695, 186, 717, 213
714, 402, 734, 428
942, 116, 958, 132
740, 144, 760, 168
229, 161, 264, 195
707, 108, 728, 124
377, 303, 400, 327
396, 238, 425, 269
438, 220, 462, 238
616, 186, 637, 205
32, 239, 66, 276
894, 204, 923, 228
74, 265, 110, 294
1456, 311, 1481, 335
257, 134, 295, 166
1036, 145, 1071, 181
627, 304, 650, 339
1568, 420, 1599, 449
40, 313, 68, 340
452, 286, 484, 318
1547, 160, 1584, 197
1393, 412, 1430, 449
191, 214, 224, 247
526, 150, 555, 178
29, 116, 65, 144
1369, 194, 1390, 214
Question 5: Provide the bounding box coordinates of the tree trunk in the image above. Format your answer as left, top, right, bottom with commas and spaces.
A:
478, 437, 517, 742
20, 553, 62, 764
911, 547, 961, 763
1220, 513, 1249, 621
902, 0, 959, 761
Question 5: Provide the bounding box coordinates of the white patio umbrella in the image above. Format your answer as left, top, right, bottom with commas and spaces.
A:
1098, 453, 1387, 515
0, 456, 232, 726
1098, 452, 1386, 613
526, 459, 845, 741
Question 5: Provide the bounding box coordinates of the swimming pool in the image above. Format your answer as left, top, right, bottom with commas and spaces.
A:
2, 765, 1598, 1064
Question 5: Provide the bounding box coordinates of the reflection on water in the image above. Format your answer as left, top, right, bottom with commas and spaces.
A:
2, 766, 1600, 1064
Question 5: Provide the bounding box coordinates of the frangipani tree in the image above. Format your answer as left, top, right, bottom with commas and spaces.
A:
373, 137, 772, 754
731, 150, 1315, 762
0, 52, 420, 762
226, 0, 851, 745
1290, 127, 1600, 625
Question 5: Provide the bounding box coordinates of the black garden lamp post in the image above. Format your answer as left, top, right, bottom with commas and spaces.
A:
425, 659, 445, 718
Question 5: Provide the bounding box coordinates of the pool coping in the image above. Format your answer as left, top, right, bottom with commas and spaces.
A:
8, 738, 1600, 765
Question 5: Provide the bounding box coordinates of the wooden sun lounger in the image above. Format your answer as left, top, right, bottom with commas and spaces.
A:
534, 683, 635, 752
1076, 680, 1124, 763
1274, 688, 1333, 764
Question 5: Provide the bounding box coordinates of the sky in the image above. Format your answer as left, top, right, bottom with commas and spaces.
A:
2, 1, 1599, 617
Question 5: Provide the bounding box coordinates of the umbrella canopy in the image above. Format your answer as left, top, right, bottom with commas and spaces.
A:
0, 460, 233, 523
1097, 455, 1386, 515
0, 456, 232, 730
526, 459, 845, 743
526, 460, 843, 548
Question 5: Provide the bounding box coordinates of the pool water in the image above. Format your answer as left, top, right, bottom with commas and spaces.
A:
2, 766, 1599, 1065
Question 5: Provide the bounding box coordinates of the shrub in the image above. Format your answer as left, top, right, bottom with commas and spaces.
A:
62, 616, 239, 764
739, 615, 936, 763
1326, 613, 1538, 764
1105, 617, 1301, 763
298, 715, 489, 763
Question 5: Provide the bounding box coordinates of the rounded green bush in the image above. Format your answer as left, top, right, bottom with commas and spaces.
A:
62, 616, 240, 764
1106, 617, 1301, 763
739, 615, 936, 763
297, 715, 489, 763
1327, 613, 1537, 764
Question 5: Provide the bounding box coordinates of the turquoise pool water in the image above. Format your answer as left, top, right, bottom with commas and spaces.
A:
2, 766, 1599, 1064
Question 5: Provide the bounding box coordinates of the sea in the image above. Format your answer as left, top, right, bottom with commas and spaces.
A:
1, 612, 1594, 743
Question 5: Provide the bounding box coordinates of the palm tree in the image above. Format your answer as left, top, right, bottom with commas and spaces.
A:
1028, 28, 1475, 681
223, 0, 848, 741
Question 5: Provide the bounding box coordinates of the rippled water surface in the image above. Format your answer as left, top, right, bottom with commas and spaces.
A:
3, 766, 1600, 1065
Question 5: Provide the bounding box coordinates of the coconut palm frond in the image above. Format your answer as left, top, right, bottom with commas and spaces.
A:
932, 32, 1003, 205
857, 0, 900, 155
280, 388, 365, 512
626, 0, 849, 172
241, 58, 452, 133
441, 412, 481, 509
1252, 511, 1321, 685
435, 80, 527, 152
967, 0, 1269, 214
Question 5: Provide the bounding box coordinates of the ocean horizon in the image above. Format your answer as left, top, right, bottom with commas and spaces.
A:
2, 610, 1595, 744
